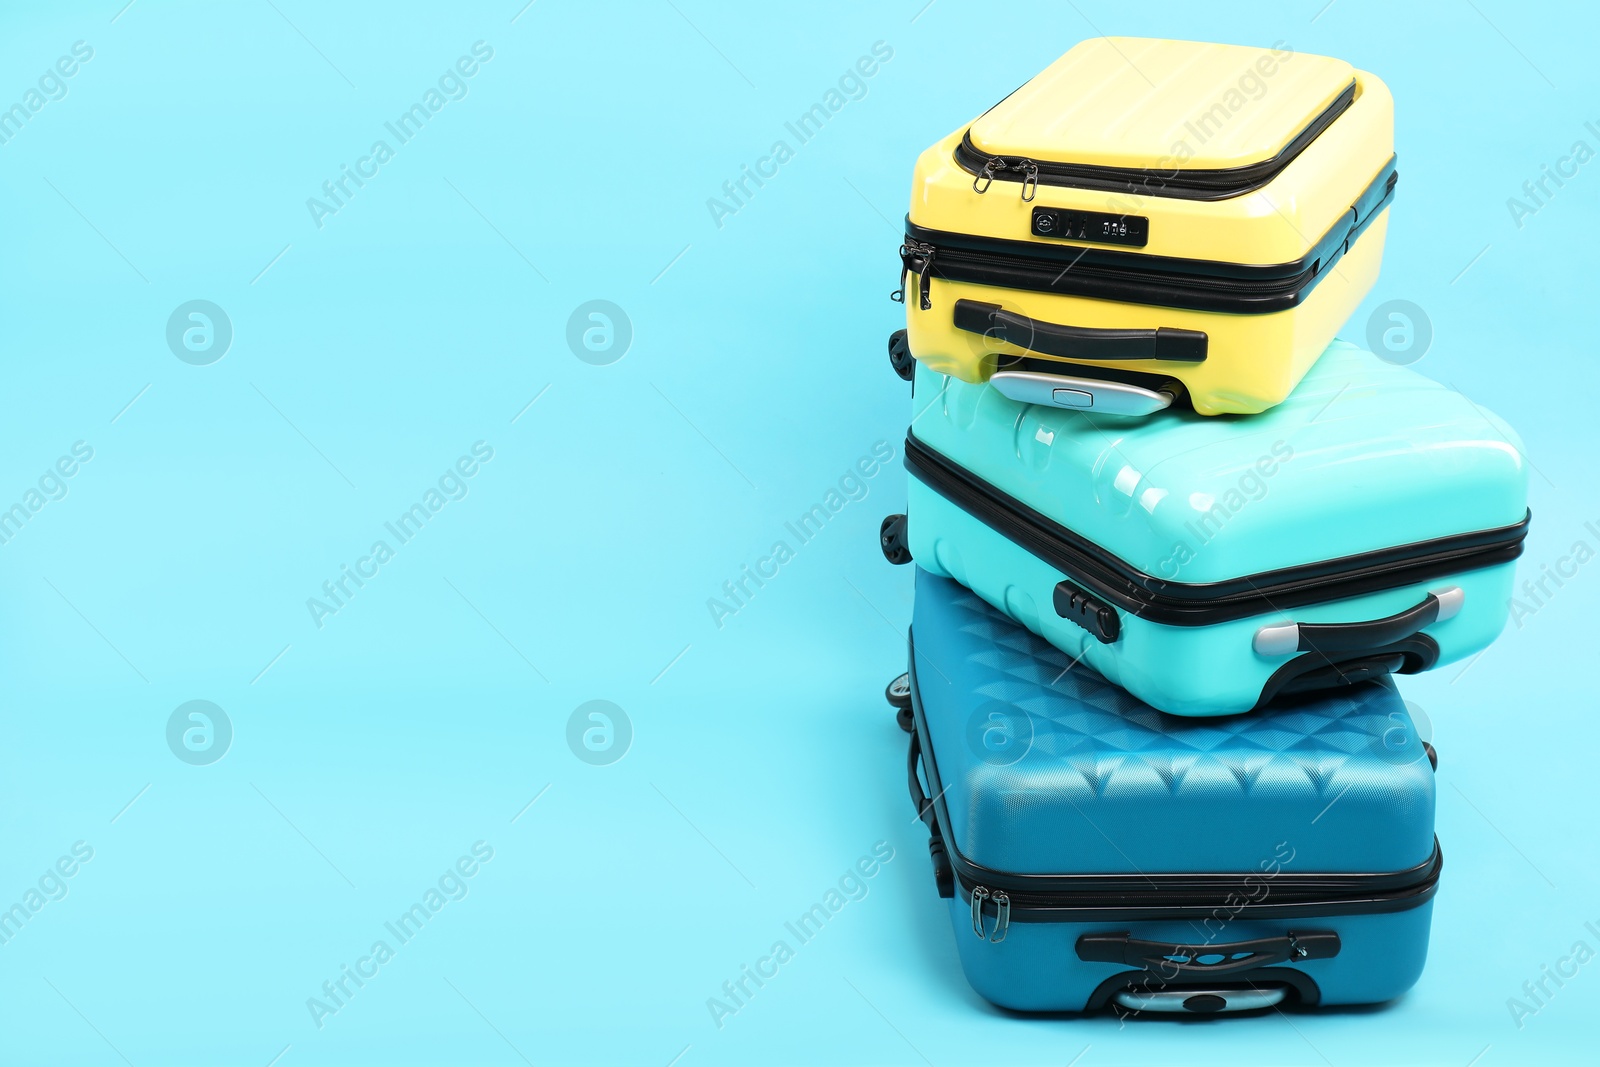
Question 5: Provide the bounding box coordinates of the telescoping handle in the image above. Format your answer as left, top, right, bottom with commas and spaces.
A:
1077, 931, 1341, 978
952, 299, 1208, 363
1253, 587, 1464, 658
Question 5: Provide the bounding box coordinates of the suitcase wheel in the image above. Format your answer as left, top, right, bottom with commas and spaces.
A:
885, 672, 912, 707
887, 329, 915, 382
880, 514, 912, 565
885, 673, 914, 731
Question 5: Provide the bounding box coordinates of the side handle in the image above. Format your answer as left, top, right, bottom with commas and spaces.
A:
1254, 587, 1463, 658
906, 721, 954, 898
953, 299, 1207, 363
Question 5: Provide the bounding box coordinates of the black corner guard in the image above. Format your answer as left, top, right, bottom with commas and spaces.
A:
1053, 581, 1119, 642
1077, 931, 1340, 979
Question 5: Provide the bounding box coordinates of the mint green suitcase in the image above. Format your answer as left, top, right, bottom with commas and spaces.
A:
882, 340, 1529, 717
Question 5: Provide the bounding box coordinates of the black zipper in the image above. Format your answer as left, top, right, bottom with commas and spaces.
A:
900, 233, 1314, 314
899, 164, 1396, 315
952, 848, 1443, 925
956, 80, 1358, 202
904, 432, 1529, 628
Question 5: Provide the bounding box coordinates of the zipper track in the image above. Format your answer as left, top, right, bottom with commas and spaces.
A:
904, 237, 1314, 315
953, 851, 1444, 923
956, 80, 1357, 201
900, 164, 1396, 315
904, 432, 1529, 627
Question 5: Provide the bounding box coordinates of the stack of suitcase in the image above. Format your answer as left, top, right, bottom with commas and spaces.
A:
877, 38, 1530, 1016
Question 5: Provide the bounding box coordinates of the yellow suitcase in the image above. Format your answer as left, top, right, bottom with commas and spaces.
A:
894, 38, 1396, 416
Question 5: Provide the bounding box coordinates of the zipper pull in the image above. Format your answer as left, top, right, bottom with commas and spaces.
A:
892, 243, 911, 303
990, 891, 1010, 943
1018, 160, 1039, 202
970, 886, 991, 938
916, 243, 934, 311
972, 157, 1003, 194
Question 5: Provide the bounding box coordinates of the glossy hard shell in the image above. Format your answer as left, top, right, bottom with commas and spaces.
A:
905, 341, 1528, 716
911, 61, 1393, 266
905, 47, 1395, 414
968, 39, 1356, 172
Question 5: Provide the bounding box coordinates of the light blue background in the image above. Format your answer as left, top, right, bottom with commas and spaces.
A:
1, 1, 1596, 1064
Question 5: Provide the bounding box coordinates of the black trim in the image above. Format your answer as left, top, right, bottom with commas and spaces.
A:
904, 632, 1444, 923
904, 432, 1529, 629
953, 848, 1444, 923
901, 162, 1396, 315
887, 329, 915, 381
956, 80, 1356, 201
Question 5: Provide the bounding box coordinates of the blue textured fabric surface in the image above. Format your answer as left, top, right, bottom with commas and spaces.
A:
912, 567, 1437, 875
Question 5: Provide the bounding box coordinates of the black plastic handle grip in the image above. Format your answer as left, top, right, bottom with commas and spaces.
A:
907, 729, 937, 835
952, 299, 1207, 363
1077, 931, 1340, 977
1295, 591, 1447, 655
906, 723, 955, 898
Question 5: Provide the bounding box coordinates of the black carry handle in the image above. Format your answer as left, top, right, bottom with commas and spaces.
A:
1077, 931, 1341, 978
1256, 587, 1463, 658
953, 299, 1208, 363
906, 729, 937, 836
905, 726, 955, 898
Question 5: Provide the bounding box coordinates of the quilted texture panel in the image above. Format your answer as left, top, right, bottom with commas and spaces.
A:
911, 568, 1437, 875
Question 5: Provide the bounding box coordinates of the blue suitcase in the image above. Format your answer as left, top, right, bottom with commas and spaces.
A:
890, 567, 1440, 1015
880, 340, 1529, 716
